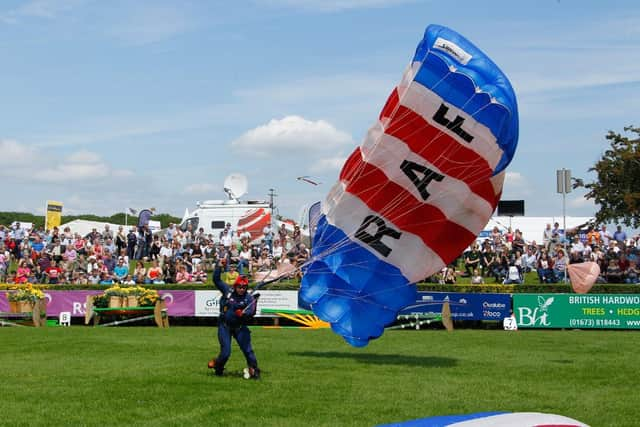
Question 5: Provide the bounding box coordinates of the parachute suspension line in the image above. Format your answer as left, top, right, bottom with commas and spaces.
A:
309, 74, 497, 269
305, 48, 513, 308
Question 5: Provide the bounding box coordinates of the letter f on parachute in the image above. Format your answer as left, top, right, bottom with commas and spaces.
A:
300, 24, 519, 347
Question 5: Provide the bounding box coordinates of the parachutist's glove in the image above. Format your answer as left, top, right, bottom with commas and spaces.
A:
235, 309, 244, 317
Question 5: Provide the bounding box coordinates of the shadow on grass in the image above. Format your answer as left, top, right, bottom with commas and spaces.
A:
289, 351, 457, 368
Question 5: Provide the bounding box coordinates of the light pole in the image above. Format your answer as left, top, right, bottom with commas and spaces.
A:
557, 169, 571, 282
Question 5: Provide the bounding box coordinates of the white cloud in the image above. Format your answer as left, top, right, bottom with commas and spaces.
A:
257, 0, 417, 12
233, 74, 393, 105
231, 115, 353, 156
310, 155, 347, 173
185, 183, 218, 195
38, 162, 110, 182
67, 150, 101, 163
0, 0, 85, 23
501, 171, 532, 196
0, 139, 39, 165
0, 141, 132, 183
568, 195, 595, 210
107, 4, 195, 45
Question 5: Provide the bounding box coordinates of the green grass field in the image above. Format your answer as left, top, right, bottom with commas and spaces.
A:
1, 326, 638, 426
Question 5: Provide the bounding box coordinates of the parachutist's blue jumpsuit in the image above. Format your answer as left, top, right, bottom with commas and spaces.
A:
212, 267, 259, 374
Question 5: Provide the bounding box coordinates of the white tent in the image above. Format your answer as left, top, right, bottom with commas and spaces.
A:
60, 219, 161, 237
59, 219, 130, 237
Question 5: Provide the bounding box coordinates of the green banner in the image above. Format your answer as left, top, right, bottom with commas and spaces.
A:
513, 294, 640, 329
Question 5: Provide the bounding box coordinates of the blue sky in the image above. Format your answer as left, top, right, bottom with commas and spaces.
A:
1, 0, 639, 225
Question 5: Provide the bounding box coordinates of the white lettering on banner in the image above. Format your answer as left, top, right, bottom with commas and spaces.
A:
602, 295, 640, 305
193, 290, 300, 317
517, 307, 550, 327
483, 301, 506, 309
73, 302, 85, 315
569, 295, 600, 304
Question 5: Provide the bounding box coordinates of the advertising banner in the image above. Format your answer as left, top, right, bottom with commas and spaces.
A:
194, 290, 299, 317
45, 200, 63, 230
513, 293, 640, 329
0, 290, 196, 318
398, 291, 511, 321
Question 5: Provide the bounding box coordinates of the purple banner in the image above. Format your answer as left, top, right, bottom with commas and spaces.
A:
158, 290, 195, 317
0, 290, 196, 317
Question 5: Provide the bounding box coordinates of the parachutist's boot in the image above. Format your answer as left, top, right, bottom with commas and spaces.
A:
208, 359, 224, 376
243, 367, 260, 380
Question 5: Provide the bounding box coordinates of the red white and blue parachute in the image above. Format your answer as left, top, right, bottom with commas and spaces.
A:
300, 24, 519, 347
378, 411, 588, 427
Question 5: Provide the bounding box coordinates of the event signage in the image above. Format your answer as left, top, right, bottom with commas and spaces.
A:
398, 291, 511, 321
194, 290, 299, 317
0, 290, 196, 317
513, 293, 640, 329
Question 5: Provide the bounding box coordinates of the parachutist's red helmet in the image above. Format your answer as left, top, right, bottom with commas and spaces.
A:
234, 275, 249, 287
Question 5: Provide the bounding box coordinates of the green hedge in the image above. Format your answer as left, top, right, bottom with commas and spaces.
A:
2, 281, 639, 294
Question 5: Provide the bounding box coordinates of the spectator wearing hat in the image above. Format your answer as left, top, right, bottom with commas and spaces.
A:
208, 260, 260, 379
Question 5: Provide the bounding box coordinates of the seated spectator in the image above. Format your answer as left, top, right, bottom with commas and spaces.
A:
146, 260, 164, 284
190, 264, 207, 283
162, 259, 176, 284
122, 274, 136, 285
133, 261, 146, 284
0, 250, 8, 282
271, 239, 283, 264
99, 272, 114, 285
470, 268, 484, 284
15, 259, 30, 283
113, 258, 129, 283
463, 245, 481, 277
88, 270, 100, 285
522, 247, 537, 273
175, 265, 190, 284
254, 248, 272, 272
605, 259, 624, 283
222, 263, 239, 285
537, 253, 555, 283
553, 249, 568, 282
625, 260, 639, 284
503, 264, 522, 284
44, 260, 63, 284
442, 266, 457, 284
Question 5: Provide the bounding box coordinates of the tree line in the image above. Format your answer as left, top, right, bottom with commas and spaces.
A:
0, 212, 181, 230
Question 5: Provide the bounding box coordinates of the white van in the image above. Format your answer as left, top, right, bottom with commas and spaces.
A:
180, 199, 272, 243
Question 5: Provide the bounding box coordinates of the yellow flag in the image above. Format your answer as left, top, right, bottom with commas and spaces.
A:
45, 200, 63, 230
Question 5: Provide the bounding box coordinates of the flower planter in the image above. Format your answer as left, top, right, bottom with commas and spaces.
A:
18, 301, 33, 313
108, 296, 122, 308
127, 296, 138, 307
9, 301, 18, 313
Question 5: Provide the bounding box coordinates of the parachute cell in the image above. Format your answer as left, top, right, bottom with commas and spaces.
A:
300, 24, 519, 346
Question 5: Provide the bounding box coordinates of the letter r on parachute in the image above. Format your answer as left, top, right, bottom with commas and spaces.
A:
355, 215, 402, 257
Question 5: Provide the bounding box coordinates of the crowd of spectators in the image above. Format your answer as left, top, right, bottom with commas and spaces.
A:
435, 222, 640, 285
0, 221, 309, 286
2, 219, 639, 286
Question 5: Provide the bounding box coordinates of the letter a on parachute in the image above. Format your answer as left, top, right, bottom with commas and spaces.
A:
300, 24, 519, 346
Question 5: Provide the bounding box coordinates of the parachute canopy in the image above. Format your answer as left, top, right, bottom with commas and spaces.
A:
300, 24, 519, 346
378, 411, 589, 427
568, 262, 601, 294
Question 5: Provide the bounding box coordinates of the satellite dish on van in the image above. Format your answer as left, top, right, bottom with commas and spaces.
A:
223, 173, 248, 200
